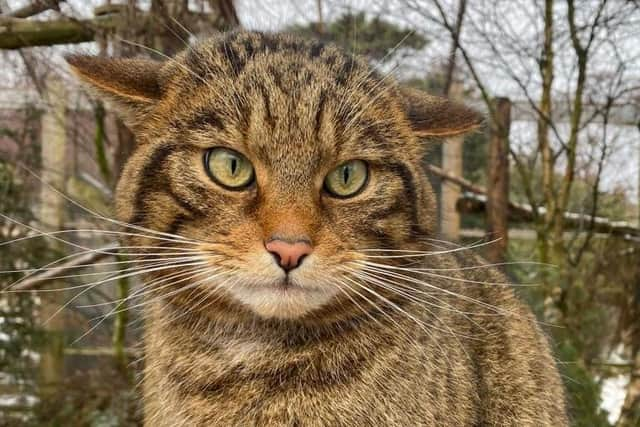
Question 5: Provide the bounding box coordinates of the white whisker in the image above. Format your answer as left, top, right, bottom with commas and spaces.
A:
356, 260, 537, 288
342, 267, 478, 340
41, 260, 210, 326
18, 164, 200, 243
0, 228, 201, 248
355, 264, 516, 317
4, 255, 209, 286
357, 239, 501, 258
78, 266, 220, 309
13, 259, 208, 296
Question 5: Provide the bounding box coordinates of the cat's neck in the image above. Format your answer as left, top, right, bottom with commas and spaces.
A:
149, 296, 419, 352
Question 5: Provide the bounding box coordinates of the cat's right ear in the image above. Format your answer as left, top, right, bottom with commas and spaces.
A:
399, 86, 483, 137
65, 55, 165, 128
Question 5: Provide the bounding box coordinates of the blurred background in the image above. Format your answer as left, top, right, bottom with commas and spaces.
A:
0, 0, 638, 425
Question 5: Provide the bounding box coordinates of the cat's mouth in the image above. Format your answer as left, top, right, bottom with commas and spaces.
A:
253, 276, 324, 294
222, 269, 339, 319
262, 283, 312, 298
271, 276, 304, 290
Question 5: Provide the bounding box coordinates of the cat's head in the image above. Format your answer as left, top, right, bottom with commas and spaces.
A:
67, 31, 481, 321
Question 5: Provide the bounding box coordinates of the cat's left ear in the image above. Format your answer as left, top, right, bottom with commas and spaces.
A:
65, 55, 165, 128
400, 86, 483, 137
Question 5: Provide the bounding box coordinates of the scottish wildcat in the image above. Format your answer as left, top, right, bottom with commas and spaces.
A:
67, 31, 568, 426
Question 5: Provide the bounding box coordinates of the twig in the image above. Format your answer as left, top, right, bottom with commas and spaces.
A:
13, 244, 118, 291
2, 0, 60, 19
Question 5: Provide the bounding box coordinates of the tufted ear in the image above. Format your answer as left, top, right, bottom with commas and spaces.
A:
65, 55, 165, 128
400, 86, 483, 137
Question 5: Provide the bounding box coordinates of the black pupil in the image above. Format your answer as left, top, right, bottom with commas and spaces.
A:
342, 165, 351, 185
230, 157, 238, 176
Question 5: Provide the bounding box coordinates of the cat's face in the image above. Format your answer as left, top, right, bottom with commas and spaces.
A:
67, 32, 480, 321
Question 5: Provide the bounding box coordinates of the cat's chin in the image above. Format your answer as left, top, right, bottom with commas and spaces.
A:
229, 279, 338, 319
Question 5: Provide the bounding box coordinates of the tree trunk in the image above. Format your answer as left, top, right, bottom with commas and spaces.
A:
440, 81, 464, 241
538, 0, 555, 228
486, 97, 511, 264
617, 349, 640, 426
38, 77, 67, 397
442, 0, 466, 95
316, 0, 324, 34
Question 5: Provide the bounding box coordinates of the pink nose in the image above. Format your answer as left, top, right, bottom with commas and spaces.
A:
265, 239, 313, 272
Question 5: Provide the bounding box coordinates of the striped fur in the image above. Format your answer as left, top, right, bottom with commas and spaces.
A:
67, 31, 567, 426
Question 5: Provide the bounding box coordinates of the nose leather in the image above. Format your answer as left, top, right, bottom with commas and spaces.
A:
265, 239, 313, 272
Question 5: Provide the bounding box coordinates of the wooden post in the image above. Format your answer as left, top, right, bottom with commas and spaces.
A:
617, 348, 640, 426
618, 123, 640, 427
38, 76, 67, 395
486, 97, 511, 264
440, 81, 464, 241
316, 0, 324, 34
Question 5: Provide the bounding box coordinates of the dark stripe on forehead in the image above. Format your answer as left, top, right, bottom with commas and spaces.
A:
266, 64, 284, 92
258, 83, 276, 130
314, 90, 327, 139
242, 35, 257, 58
184, 49, 225, 80
221, 41, 244, 75
217, 32, 315, 78
176, 108, 225, 131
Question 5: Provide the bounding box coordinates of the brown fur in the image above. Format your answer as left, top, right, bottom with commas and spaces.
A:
67, 31, 567, 426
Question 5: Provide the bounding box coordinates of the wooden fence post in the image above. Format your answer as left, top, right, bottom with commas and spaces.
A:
486, 97, 511, 264
440, 80, 464, 241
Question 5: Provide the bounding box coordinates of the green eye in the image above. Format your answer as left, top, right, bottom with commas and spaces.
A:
204, 148, 254, 189
324, 160, 368, 198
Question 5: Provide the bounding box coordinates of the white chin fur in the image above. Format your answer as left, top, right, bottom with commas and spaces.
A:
229, 282, 337, 319
224, 254, 338, 319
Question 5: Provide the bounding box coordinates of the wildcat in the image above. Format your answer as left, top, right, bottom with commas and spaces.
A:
67, 31, 568, 426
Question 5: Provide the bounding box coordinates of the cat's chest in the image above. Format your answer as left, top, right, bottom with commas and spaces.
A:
215, 337, 268, 366
146, 317, 476, 426
151, 340, 464, 427
162, 330, 380, 397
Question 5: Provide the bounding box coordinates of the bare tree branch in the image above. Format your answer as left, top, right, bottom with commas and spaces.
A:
2, 0, 61, 19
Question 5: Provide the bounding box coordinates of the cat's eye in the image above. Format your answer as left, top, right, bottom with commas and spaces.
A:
204, 148, 255, 189
324, 160, 368, 198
